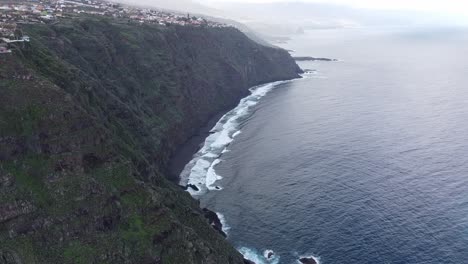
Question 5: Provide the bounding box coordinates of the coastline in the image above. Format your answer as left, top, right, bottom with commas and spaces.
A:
1, 13, 305, 263
167, 77, 303, 185
176, 78, 303, 194
168, 75, 316, 264
168, 110, 228, 182
166, 80, 292, 264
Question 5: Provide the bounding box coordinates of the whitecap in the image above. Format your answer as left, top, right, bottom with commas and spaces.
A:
221, 148, 230, 154
232, 130, 242, 138
263, 249, 276, 260
239, 247, 280, 264
216, 212, 231, 235
206, 159, 222, 190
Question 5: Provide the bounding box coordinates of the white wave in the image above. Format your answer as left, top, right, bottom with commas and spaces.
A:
263, 249, 276, 260
221, 148, 230, 154
216, 212, 231, 235
232, 130, 242, 138
206, 159, 222, 190
239, 247, 280, 264
180, 80, 294, 195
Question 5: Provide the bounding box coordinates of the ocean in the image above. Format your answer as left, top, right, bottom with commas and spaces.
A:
180, 27, 468, 263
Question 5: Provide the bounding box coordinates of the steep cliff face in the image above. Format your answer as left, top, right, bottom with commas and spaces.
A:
0, 16, 301, 264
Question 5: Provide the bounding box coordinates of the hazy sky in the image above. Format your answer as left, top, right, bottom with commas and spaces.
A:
199, 0, 468, 16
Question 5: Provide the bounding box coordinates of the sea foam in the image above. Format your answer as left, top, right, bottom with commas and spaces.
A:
216, 212, 231, 235
178, 77, 309, 263
296, 253, 321, 264
239, 247, 280, 264
179, 80, 293, 195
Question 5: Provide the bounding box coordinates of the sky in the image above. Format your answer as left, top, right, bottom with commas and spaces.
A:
199, 0, 468, 16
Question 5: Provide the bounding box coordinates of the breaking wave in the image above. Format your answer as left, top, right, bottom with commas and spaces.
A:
179, 79, 294, 195
178, 76, 320, 263
216, 212, 231, 235
239, 247, 280, 264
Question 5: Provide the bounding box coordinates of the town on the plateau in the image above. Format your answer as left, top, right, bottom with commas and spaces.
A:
0, 0, 230, 54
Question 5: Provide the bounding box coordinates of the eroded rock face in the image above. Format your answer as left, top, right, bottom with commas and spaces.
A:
0, 174, 13, 188
0, 249, 22, 264
0, 16, 302, 264
0, 201, 35, 224
203, 208, 227, 238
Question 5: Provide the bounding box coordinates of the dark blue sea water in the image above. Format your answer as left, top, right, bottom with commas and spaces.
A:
182, 27, 468, 263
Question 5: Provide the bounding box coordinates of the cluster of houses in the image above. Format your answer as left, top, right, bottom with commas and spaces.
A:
0, 0, 230, 55
0, 22, 30, 54
0, 0, 228, 37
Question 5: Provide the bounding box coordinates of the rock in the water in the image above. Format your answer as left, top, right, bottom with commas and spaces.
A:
299, 257, 318, 264
263, 249, 275, 259
302, 69, 317, 74
184, 184, 199, 191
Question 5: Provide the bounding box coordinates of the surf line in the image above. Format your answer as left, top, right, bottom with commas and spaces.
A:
178, 74, 315, 195
179, 73, 318, 264
179, 79, 291, 194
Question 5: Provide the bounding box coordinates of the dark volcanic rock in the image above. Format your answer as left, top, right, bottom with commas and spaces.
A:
0, 201, 35, 223
184, 184, 199, 191
0, 249, 22, 264
299, 257, 318, 264
243, 258, 256, 264
203, 208, 227, 238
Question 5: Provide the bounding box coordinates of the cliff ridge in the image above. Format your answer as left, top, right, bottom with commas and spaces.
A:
0, 16, 301, 264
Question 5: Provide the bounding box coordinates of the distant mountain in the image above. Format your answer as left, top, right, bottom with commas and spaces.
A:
205, 2, 410, 27
201, 1, 465, 37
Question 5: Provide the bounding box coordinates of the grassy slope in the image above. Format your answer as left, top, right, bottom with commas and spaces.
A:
0, 15, 301, 264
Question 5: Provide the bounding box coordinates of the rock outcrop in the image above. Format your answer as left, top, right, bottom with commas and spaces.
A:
299, 257, 318, 264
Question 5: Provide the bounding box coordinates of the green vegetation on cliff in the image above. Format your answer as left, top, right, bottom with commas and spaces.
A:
0, 15, 301, 264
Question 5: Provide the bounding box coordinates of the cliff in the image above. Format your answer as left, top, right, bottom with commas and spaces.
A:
0, 15, 302, 264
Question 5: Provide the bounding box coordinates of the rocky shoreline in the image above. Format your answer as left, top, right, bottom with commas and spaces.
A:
170, 78, 325, 264
202, 208, 227, 238
0, 14, 303, 263
168, 110, 227, 182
